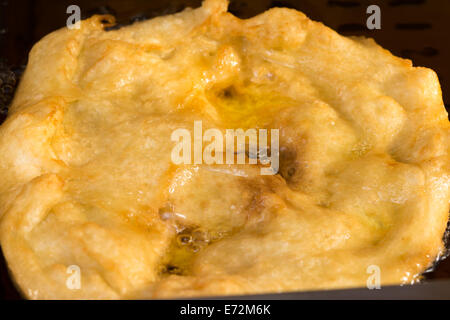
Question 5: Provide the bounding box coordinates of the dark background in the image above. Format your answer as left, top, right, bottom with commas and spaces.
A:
0, 0, 449, 299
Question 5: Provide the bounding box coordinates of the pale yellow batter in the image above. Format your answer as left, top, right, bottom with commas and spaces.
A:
0, 0, 449, 299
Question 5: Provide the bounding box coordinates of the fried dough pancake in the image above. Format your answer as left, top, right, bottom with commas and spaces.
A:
0, 0, 449, 299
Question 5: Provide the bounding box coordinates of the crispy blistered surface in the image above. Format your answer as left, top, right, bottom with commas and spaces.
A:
0, 0, 449, 299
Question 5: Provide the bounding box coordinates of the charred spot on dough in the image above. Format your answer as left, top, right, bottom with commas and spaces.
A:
220, 86, 237, 99
212, 85, 239, 102
287, 167, 296, 177
163, 264, 183, 276
278, 147, 301, 184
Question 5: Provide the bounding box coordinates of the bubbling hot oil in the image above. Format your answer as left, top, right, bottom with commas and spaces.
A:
159, 208, 228, 276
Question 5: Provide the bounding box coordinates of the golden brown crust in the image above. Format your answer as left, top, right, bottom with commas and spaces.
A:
0, 0, 449, 299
